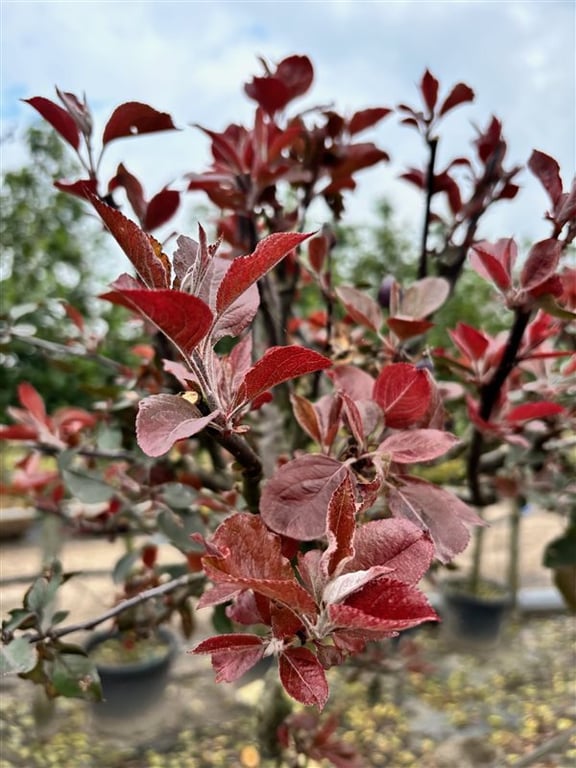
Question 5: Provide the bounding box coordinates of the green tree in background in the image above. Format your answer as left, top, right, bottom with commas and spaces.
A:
1, 125, 137, 412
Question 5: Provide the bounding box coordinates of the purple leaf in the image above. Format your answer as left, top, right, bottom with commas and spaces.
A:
520, 239, 562, 293
336, 286, 383, 332
342, 518, 434, 585
261, 456, 349, 540
377, 429, 459, 463
279, 647, 329, 709
191, 634, 265, 683
387, 477, 483, 562
136, 395, 218, 457
528, 150, 563, 206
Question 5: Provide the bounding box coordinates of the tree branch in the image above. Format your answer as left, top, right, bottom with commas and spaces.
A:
27, 572, 205, 643
418, 135, 438, 280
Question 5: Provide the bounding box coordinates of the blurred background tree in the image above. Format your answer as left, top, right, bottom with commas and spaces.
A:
1, 124, 139, 412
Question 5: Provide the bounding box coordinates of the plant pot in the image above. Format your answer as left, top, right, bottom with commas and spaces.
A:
439, 578, 512, 650
85, 627, 178, 721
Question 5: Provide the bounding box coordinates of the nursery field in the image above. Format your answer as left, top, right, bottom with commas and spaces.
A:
0, 509, 574, 768
0, 615, 574, 768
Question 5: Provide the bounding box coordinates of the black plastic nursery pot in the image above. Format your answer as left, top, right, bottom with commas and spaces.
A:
439, 578, 512, 650
85, 627, 178, 720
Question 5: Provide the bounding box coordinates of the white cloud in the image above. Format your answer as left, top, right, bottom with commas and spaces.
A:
1, 0, 574, 250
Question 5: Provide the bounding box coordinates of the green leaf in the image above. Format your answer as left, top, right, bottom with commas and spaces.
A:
24, 566, 64, 632
211, 603, 233, 634
61, 467, 115, 504
51, 610, 70, 627
112, 550, 140, 584
157, 509, 204, 553
2, 609, 37, 634
160, 482, 197, 509
25, 577, 51, 615
51, 653, 102, 700
536, 294, 576, 320
96, 423, 123, 451
58, 450, 114, 504
0, 637, 38, 676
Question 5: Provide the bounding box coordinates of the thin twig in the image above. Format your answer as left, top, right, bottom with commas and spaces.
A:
27, 572, 205, 643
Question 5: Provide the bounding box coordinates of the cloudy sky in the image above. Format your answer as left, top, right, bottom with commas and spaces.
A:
1, 0, 574, 252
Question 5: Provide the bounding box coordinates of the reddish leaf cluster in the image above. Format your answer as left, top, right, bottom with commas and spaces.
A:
25, 92, 180, 231
192, 504, 437, 709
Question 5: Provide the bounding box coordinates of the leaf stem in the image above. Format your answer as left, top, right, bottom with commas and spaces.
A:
418, 135, 438, 280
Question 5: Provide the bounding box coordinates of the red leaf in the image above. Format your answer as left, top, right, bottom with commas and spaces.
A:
343, 518, 434, 585
387, 317, 434, 341
102, 102, 177, 145
261, 455, 349, 540
24, 97, 80, 149
61, 302, 85, 333
108, 163, 147, 222
528, 150, 563, 206
276, 54, 315, 99
373, 363, 432, 428
434, 171, 462, 214
469, 239, 516, 291
201, 514, 316, 613
191, 634, 265, 683
439, 83, 475, 116
18, 382, 47, 423
279, 647, 328, 709
308, 234, 329, 273
448, 322, 490, 362
143, 189, 180, 232
244, 55, 313, 115
387, 476, 483, 562
106, 289, 213, 357
217, 232, 310, 314
336, 286, 382, 332
0, 425, 38, 441
330, 577, 437, 632
54, 178, 98, 200
244, 77, 290, 115
91, 197, 171, 288
141, 544, 157, 569
348, 107, 392, 135
400, 168, 426, 189
506, 401, 565, 423
420, 70, 439, 113
520, 239, 562, 293
322, 475, 357, 578
136, 395, 218, 457
290, 393, 323, 445
236, 346, 331, 409
377, 429, 459, 463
